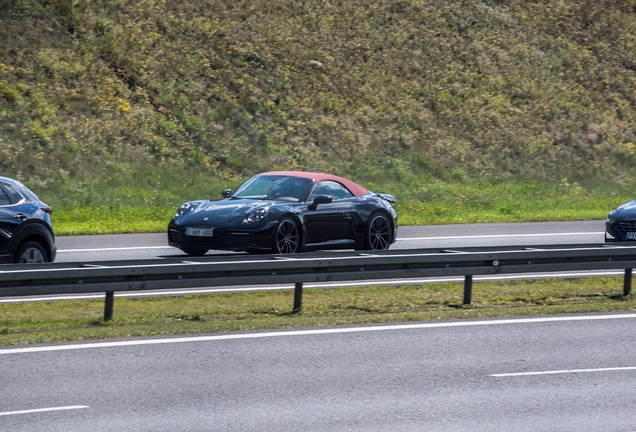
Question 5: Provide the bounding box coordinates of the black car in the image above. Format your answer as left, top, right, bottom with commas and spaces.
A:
168, 171, 398, 255
0, 176, 56, 263
605, 200, 636, 242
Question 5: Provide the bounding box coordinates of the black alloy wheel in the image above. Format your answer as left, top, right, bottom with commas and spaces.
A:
274, 217, 300, 254
365, 213, 392, 250
15, 241, 47, 263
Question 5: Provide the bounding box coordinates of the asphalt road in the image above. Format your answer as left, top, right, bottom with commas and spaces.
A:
5, 221, 636, 431
54, 220, 607, 262
3, 313, 636, 431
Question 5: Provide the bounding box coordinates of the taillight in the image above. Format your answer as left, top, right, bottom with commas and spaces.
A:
41, 206, 53, 215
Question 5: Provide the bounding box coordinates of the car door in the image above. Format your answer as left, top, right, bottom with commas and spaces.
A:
0, 185, 22, 257
303, 181, 356, 245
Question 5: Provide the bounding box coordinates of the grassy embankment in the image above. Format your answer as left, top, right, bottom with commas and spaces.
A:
2, 1, 636, 233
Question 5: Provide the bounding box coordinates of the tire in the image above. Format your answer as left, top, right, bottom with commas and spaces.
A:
15, 241, 48, 263
365, 213, 392, 250
273, 217, 301, 254
180, 248, 208, 256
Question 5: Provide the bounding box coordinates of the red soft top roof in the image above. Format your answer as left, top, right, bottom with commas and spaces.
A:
259, 171, 369, 197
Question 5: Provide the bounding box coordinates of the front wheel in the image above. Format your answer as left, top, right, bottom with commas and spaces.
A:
273, 217, 300, 254
15, 241, 48, 263
365, 213, 392, 250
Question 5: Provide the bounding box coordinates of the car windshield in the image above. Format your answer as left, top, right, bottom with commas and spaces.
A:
232, 175, 312, 202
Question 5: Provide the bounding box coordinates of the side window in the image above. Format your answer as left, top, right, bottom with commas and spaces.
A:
309, 181, 354, 201
3, 185, 24, 204
0, 188, 10, 206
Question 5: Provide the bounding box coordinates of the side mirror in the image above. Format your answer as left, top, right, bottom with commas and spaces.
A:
308, 194, 332, 210
222, 189, 232, 198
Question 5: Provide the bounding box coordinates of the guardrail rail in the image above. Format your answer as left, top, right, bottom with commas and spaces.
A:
1, 243, 635, 320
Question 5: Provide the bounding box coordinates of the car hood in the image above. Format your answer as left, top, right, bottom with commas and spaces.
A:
611, 200, 636, 219
178, 199, 273, 225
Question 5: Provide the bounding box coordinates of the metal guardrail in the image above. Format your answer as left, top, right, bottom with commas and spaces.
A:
1, 243, 635, 320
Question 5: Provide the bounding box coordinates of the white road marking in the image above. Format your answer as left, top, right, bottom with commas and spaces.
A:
396, 232, 604, 241
55, 231, 605, 253
0, 270, 623, 304
1, 313, 635, 355
491, 366, 636, 377
58, 246, 172, 253
0, 405, 89, 416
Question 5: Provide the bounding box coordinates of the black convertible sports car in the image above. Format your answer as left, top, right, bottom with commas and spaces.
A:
606, 200, 636, 242
168, 171, 398, 255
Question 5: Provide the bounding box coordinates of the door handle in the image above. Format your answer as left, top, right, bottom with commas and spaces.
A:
13, 214, 27, 220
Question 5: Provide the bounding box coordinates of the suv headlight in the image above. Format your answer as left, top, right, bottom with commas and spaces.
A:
245, 207, 269, 223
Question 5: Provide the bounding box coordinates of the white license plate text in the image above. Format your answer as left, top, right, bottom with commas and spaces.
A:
186, 227, 214, 237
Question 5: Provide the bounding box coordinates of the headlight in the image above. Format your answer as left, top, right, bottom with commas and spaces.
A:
174, 203, 192, 218
606, 212, 616, 225
245, 207, 269, 223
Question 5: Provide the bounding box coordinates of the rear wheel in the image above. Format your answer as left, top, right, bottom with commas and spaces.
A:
273, 217, 300, 254
15, 241, 48, 263
365, 213, 392, 250
180, 248, 208, 256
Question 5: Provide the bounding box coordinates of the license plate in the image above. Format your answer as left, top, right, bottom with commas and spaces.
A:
186, 227, 214, 237
626, 232, 636, 240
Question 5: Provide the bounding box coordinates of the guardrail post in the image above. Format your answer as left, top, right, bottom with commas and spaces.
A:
104, 291, 114, 321
463, 275, 473, 305
624, 269, 633, 296
293, 282, 303, 312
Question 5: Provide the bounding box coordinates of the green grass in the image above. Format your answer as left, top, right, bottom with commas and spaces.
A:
0, 276, 633, 346
44, 177, 626, 235
52, 206, 174, 235
1, 0, 635, 234
3, 0, 636, 191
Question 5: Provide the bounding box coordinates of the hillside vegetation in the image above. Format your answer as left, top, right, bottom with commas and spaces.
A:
1, 0, 636, 232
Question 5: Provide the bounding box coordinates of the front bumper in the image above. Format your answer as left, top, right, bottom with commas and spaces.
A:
605, 220, 636, 242
168, 224, 275, 251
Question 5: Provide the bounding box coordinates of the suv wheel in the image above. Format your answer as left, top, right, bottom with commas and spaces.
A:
15, 241, 47, 263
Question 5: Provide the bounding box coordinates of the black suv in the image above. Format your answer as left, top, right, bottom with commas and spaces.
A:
0, 176, 56, 263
